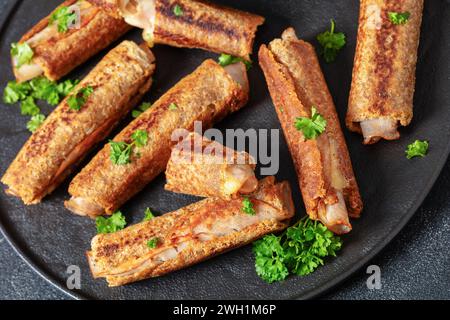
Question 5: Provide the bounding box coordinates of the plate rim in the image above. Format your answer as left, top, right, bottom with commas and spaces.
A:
0, 0, 449, 300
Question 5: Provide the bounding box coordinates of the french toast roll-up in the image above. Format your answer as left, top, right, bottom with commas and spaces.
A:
165, 132, 258, 199
90, 0, 264, 60
346, 0, 424, 144
259, 28, 363, 234
87, 177, 294, 286
2, 41, 156, 205
65, 60, 249, 218
12, 0, 132, 83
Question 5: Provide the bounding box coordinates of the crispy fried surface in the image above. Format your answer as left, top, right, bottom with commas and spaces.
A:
154, 0, 264, 59
2, 41, 155, 204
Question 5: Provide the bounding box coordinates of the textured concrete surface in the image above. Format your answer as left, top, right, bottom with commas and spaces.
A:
0, 0, 449, 300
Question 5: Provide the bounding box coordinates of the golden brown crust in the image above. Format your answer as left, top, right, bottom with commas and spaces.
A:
87, 177, 294, 286
90, 0, 264, 59
153, 0, 264, 59
15, 0, 132, 81
2, 41, 155, 204
346, 0, 424, 133
258, 30, 362, 223
164, 132, 256, 199
67, 59, 249, 215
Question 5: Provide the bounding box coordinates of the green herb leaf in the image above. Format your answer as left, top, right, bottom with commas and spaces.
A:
173, 4, 183, 16
218, 54, 252, 71
168, 103, 178, 110
147, 237, 159, 248
95, 211, 127, 234
67, 85, 93, 111
131, 129, 148, 148
253, 234, 289, 283
132, 102, 152, 118
406, 140, 428, 159
388, 11, 410, 25
109, 141, 132, 165
294, 106, 327, 140
316, 19, 346, 63
49, 6, 78, 33
20, 96, 40, 116
3, 81, 31, 104
253, 217, 342, 283
11, 42, 34, 68
143, 207, 155, 221
26, 114, 45, 133
242, 196, 256, 215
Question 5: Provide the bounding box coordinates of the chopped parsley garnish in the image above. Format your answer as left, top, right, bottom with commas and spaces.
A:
294, 106, 327, 140
49, 6, 78, 33
253, 217, 342, 283
388, 11, 410, 25
218, 54, 252, 71
11, 42, 34, 68
20, 96, 40, 116
26, 114, 46, 133
95, 211, 127, 234
143, 207, 155, 221
109, 129, 148, 165
173, 4, 183, 16
242, 196, 256, 215
147, 237, 159, 248
168, 103, 178, 110
67, 86, 93, 111
3, 81, 31, 104
406, 140, 428, 159
132, 102, 152, 118
316, 19, 346, 63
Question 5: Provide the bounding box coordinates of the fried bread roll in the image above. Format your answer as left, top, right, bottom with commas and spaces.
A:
165, 132, 258, 198
65, 60, 249, 217
2, 41, 155, 204
346, 0, 424, 144
13, 0, 132, 82
87, 176, 294, 286
259, 28, 363, 234
90, 0, 264, 59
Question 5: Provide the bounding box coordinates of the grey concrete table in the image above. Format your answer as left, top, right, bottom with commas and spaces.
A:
0, 0, 449, 300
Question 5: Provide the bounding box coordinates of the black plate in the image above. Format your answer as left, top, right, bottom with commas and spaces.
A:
0, 0, 449, 300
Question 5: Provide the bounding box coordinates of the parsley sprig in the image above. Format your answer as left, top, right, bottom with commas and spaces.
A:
67, 86, 94, 111
242, 196, 256, 215
173, 4, 183, 17
11, 42, 34, 68
294, 106, 327, 140
109, 129, 148, 165
49, 6, 78, 33
95, 211, 127, 234
253, 217, 342, 283
406, 140, 428, 159
388, 11, 410, 25
316, 19, 346, 63
218, 54, 252, 71
132, 102, 152, 118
